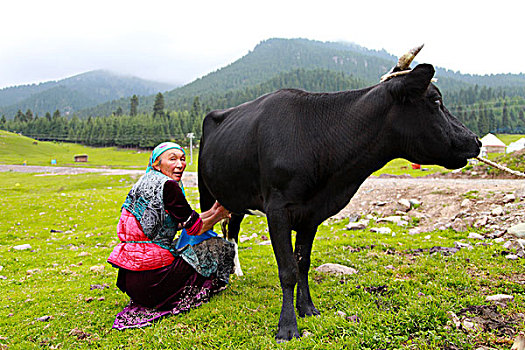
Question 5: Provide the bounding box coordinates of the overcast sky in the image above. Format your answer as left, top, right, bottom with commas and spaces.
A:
1, 0, 523, 89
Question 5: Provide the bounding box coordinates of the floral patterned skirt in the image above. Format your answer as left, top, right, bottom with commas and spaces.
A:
112, 254, 230, 330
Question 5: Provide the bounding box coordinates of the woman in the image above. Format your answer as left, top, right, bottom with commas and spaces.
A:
108, 142, 235, 330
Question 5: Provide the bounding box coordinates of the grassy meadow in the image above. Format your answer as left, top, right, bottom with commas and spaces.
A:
0, 132, 524, 349
0, 131, 199, 172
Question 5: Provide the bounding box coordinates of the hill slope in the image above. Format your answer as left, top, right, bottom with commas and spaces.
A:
0, 70, 176, 118
4, 38, 525, 120
79, 38, 525, 118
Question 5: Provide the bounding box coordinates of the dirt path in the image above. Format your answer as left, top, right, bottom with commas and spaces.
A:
0, 165, 197, 186
2, 164, 524, 231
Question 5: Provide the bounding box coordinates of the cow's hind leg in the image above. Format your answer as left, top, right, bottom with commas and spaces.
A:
267, 209, 300, 342
223, 213, 245, 276
294, 227, 320, 317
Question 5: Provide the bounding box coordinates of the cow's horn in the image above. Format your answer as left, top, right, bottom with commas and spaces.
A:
380, 44, 424, 82
396, 44, 424, 70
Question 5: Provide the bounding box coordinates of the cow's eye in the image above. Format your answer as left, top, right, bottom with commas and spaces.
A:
434, 99, 442, 107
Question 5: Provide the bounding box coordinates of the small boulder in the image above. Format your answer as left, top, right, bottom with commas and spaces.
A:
377, 216, 408, 226
474, 216, 490, 228
347, 214, 361, 223
511, 332, 525, 350
460, 199, 471, 208
89, 265, 105, 273
462, 319, 480, 333
447, 311, 461, 329
409, 199, 422, 207
503, 194, 516, 203
455, 241, 474, 250
451, 218, 467, 232
467, 232, 484, 240
509, 223, 525, 239
346, 221, 368, 230
491, 206, 504, 216
485, 294, 514, 303
370, 227, 392, 234
397, 199, 412, 212
13, 244, 32, 251
315, 263, 357, 275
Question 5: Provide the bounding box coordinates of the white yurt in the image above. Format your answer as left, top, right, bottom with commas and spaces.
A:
480, 133, 506, 155
506, 138, 525, 153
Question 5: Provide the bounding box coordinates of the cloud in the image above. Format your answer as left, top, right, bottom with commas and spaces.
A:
1, 0, 524, 88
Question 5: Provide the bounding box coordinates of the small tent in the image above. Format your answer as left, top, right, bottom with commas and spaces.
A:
506, 138, 525, 153
480, 133, 506, 154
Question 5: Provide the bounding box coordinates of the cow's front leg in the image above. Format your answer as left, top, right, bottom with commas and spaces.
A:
267, 210, 300, 342
295, 227, 320, 317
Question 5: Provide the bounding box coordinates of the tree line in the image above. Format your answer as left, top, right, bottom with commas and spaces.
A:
0, 93, 205, 148
2, 69, 525, 149
444, 85, 525, 135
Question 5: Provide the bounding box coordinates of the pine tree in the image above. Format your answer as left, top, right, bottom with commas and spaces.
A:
25, 109, 33, 122
115, 106, 123, 116
153, 93, 165, 118
501, 101, 510, 132
190, 96, 201, 119
130, 95, 139, 116
14, 110, 24, 122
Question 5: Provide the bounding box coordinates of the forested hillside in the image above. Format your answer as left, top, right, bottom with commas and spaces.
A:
1, 69, 367, 148
78, 38, 398, 117
77, 38, 525, 121
2, 38, 525, 148
0, 70, 175, 117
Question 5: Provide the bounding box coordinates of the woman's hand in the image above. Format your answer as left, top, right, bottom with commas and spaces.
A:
198, 201, 230, 234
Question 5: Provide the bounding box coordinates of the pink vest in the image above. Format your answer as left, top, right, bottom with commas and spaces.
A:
107, 208, 175, 271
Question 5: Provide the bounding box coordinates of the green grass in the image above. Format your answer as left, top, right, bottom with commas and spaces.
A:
495, 134, 525, 145
0, 171, 523, 349
0, 130, 199, 172
372, 158, 447, 177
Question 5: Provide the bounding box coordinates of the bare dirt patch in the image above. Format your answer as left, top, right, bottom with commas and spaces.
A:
0, 165, 198, 186
333, 177, 525, 234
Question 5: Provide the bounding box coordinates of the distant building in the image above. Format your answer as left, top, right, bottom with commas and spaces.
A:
74, 154, 88, 162
480, 134, 506, 155
506, 138, 525, 153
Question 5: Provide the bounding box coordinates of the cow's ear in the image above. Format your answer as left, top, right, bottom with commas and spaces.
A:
403, 64, 435, 98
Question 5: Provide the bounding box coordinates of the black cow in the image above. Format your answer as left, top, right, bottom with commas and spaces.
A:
198, 60, 481, 341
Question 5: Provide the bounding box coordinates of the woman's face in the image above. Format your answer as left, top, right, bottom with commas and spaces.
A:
154, 149, 186, 181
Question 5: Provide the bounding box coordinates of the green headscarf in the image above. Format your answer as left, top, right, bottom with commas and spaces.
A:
146, 142, 186, 173
146, 142, 187, 195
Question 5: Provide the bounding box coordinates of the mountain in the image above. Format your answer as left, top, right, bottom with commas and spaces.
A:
5, 38, 525, 119
0, 70, 176, 118
4, 39, 525, 147
79, 38, 525, 118
79, 38, 402, 116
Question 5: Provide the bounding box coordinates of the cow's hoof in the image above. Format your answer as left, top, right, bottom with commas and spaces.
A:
297, 303, 320, 317
275, 327, 300, 342
298, 307, 320, 318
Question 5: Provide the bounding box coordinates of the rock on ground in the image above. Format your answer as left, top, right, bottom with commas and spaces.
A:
315, 263, 358, 275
